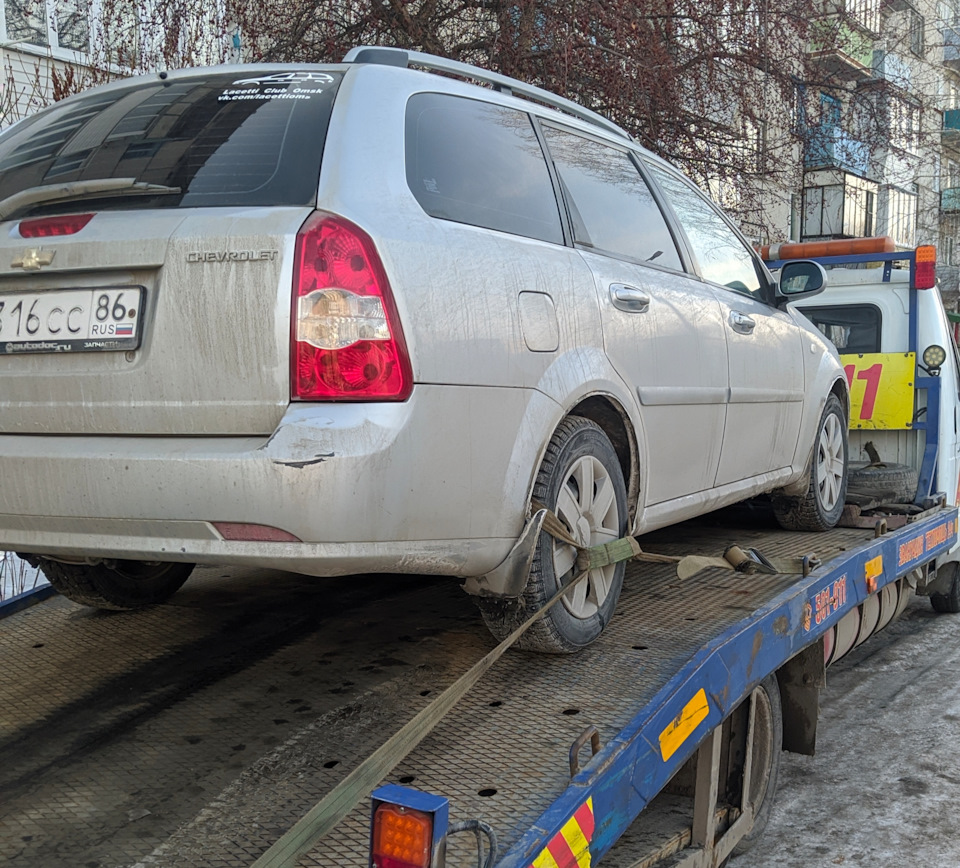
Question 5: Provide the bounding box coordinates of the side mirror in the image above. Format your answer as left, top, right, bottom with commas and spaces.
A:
776, 259, 828, 305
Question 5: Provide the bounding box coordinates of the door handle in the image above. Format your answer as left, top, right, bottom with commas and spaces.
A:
610, 284, 650, 313
729, 310, 756, 334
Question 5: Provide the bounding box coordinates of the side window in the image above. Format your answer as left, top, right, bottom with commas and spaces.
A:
645, 162, 766, 299
405, 93, 563, 244
796, 304, 882, 354
541, 126, 682, 269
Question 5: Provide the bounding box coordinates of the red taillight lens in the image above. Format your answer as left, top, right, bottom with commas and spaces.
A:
915, 245, 936, 290
19, 213, 94, 237
372, 803, 433, 868
292, 214, 412, 401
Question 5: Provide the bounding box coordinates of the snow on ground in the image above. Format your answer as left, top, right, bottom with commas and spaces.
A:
732, 594, 960, 868
0, 551, 46, 600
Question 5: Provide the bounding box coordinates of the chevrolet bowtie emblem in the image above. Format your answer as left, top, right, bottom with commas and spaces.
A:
11, 248, 55, 271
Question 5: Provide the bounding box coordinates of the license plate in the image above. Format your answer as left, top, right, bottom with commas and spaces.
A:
0, 286, 144, 354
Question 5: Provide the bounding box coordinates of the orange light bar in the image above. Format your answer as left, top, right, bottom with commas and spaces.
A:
915, 244, 936, 289
760, 236, 896, 261
371, 803, 433, 868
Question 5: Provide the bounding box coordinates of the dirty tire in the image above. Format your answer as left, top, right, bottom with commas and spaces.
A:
931, 562, 960, 614
39, 559, 194, 610
478, 416, 627, 654
773, 394, 848, 531
846, 461, 918, 503
730, 674, 783, 858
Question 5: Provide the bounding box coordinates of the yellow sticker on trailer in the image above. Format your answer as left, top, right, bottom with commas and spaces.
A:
658, 688, 710, 761
841, 352, 915, 430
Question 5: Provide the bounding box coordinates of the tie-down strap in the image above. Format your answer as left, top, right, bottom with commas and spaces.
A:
532, 501, 820, 580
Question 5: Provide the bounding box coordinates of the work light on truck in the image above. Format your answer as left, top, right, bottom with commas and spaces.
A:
923, 344, 947, 374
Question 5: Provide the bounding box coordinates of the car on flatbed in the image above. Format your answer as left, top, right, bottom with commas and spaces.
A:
0, 47, 848, 651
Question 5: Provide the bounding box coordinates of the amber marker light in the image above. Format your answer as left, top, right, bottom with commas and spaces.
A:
372, 804, 432, 868
369, 785, 448, 868
915, 245, 936, 290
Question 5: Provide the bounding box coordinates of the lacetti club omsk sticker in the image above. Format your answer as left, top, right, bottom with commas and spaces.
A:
218, 71, 335, 102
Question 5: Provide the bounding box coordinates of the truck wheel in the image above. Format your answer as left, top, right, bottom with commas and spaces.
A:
479, 416, 628, 653
38, 558, 194, 610
931, 562, 960, 614
730, 674, 783, 857
773, 394, 848, 531
846, 461, 918, 503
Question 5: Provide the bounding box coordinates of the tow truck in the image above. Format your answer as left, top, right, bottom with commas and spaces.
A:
1, 238, 958, 868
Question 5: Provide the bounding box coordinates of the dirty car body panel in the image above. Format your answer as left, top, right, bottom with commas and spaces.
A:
0, 57, 847, 631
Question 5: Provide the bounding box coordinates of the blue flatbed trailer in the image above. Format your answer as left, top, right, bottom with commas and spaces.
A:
287, 506, 958, 868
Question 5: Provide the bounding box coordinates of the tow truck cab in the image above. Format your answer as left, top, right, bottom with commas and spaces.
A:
763, 236, 960, 605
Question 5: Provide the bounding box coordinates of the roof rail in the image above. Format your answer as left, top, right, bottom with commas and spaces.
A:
343, 45, 632, 142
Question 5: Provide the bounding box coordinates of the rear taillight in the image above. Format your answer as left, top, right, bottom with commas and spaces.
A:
292, 214, 412, 401
19, 214, 94, 238
915, 245, 936, 289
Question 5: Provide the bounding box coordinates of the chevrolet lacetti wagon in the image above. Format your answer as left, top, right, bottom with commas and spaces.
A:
0, 47, 849, 651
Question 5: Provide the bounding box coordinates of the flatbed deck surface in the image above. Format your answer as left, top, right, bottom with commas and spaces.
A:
0, 516, 884, 867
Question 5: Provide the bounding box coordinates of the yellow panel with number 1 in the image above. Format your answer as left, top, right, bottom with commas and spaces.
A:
840, 352, 915, 429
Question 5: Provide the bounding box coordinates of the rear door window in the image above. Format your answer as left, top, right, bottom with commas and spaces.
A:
405, 93, 563, 244
541, 126, 682, 269
0, 70, 342, 212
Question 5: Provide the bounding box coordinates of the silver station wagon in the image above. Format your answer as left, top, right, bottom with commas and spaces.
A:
0, 47, 848, 651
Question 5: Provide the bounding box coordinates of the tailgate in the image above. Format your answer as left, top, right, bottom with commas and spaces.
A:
0, 207, 310, 435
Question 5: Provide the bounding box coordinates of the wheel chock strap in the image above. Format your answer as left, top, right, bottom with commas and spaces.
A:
532, 501, 810, 581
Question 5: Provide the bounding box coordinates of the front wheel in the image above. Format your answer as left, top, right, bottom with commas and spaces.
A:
37, 558, 194, 610
478, 416, 628, 654
773, 394, 848, 531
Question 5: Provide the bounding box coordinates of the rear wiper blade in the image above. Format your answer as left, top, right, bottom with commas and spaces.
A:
0, 178, 181, 221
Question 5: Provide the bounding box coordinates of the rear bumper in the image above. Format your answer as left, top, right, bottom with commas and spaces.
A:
0, 384, 554, 578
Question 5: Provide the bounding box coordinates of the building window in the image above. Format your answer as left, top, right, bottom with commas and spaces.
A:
909, 8, 925, 57
4, 0, 49, 47
3, 0, 92, 52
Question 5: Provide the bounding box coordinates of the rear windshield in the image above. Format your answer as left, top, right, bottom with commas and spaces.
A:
0, 70, 342, 214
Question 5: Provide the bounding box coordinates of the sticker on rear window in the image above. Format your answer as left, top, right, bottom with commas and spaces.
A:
231, 72, 336, 85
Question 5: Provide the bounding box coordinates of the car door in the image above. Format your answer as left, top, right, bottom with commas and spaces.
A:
644, 162, 806, 485
540, 124, 729, 504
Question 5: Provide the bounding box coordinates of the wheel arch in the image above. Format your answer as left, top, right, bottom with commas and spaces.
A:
567, 394, 640, 528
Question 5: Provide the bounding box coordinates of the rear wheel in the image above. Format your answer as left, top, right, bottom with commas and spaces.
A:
931, 562, 960, 614
37, 558, 194, 610
773, 394, 848, 531
729, 674, 782, 857
478, 416, 628, 653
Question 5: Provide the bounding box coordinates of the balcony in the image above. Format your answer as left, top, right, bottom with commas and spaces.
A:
804, 125, 871, 177
942, 188, 960, 211
807, 20, 874, 80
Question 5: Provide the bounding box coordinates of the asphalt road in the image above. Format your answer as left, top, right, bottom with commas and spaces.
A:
734, 593, 960, 868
